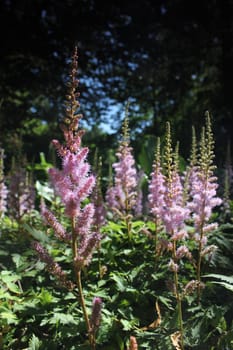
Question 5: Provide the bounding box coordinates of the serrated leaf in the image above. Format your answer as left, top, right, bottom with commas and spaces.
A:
203, 274, 233, 284
120, 319, 133, 331
28, 334, 42, 350
0, 271, 22, 293
49, 312, 77, 325
11, 253, 27, 269
0, 311, 18, 325
158, 296, 174, 310
0, 270, 21, 282
38, 288, 57, 305
110, 274, 127, 292
204, 274, 233, 292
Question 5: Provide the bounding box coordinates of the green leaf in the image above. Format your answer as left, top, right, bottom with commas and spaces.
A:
11, 253, 27, 269
203, 274, 233, 292
110, 274, 127, 292
28, 334, 42, 350
120, 319, 134, 331
35, 180, 54, 202
0, 271, 22, 293
38, 288, 57, 305
5, 281, 21, 294
203, 274, 233, 284
49, 312, 77, 325
158, 296, 174, 310
0, 311, 18, 325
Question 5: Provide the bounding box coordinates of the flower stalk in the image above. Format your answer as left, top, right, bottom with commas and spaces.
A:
106, 104, 140, 240
187, 113, 222, 303
35, 47, 102, 349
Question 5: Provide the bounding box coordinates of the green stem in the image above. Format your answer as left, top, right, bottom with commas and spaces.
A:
196, 175, 208, 304
125, 214, 131, 241
172, 241, 185, 350
196, 226, 204, 304
71, 218, 96, 350
77, 270, 95, 349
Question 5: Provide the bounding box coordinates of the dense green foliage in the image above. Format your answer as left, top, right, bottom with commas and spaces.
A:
1, 212, 233, 349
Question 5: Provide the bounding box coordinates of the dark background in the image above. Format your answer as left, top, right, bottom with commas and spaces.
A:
0, 0, 233, 170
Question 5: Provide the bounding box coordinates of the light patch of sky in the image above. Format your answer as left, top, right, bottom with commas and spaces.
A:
99, 101, 124, 134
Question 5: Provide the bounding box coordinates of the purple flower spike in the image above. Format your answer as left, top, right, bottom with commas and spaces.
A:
90, 297, 102, 333
106, 114, 142, 218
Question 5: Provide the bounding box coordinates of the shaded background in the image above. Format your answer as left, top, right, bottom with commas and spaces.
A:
0, 0, 233, 171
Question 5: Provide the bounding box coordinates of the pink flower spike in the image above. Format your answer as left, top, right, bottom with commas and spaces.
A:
90, 297, 102, 333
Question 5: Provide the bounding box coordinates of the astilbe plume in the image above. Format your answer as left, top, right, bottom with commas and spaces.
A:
148, 138, 166, 252
187, 113, 222, 301
106, 112, 141, 219
0, 148, 8, 218
162, 141, 190, 242
163, 131, 190, 350
148, 125, 190, 264
33, 241, 74, 290
148, 124, 190, 350
35, 47, 102, 349
90, 297, 102, 335
43, 48, 101, 270
148, 138, 165, 220
8, 167, 35, 221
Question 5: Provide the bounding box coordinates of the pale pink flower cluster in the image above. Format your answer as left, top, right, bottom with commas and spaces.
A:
106, 142, 141, 217
50, 142, 95, 218
90, 297, 102, 334
162, 171, 190, 240
148, 136, 188, 242
93, 201, 106, 229
188, 171, 222, 230
8, 168, 35, 220
147, 121, 222, 276
42, 121, 101, 270
41, 204, 70, 241
187, 168, 222, 255
148, 158, 192, 270
33, 241, 74, 290
148, 160, 166, 220
148, 157, 222, 271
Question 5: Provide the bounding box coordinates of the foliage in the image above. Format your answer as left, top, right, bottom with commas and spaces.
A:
1, 215, 233, 349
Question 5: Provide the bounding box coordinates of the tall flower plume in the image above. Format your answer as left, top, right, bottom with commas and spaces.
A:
42, 47, 101, 270
148, 124, 190, 246
8, 167, 35, 221
187, 113, 222, 301
35, 48, 102, 349
148, 138, 166, 223
106, 108, 141, 218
